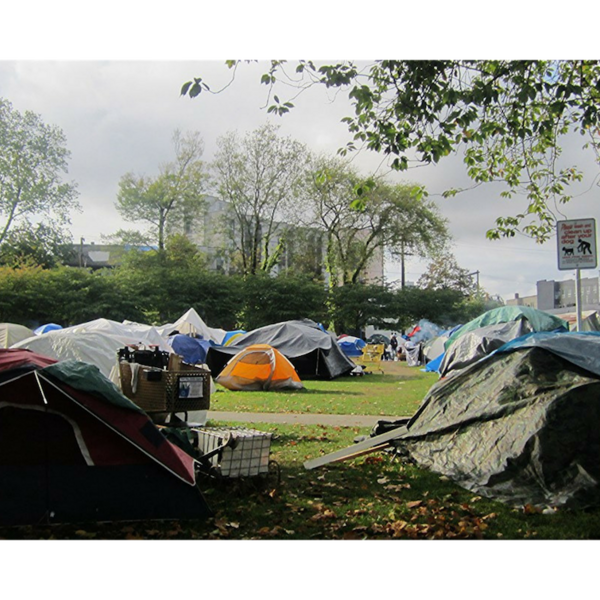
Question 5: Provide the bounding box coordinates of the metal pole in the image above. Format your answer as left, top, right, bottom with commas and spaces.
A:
575, 268, 582, 331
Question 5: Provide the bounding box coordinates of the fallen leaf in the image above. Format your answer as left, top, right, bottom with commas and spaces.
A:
406, 500, 423, 509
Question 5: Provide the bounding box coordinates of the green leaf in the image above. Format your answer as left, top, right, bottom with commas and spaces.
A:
180, 81, 192, 97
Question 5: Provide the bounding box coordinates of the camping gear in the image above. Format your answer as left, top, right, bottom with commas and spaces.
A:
367, 333, 390, 346
14, 318, 172, 382
0, 323, 35, 348
118, 345, 169, 369
306, 331, 600, 509
119, 350, 211, 417
444, 306, 568, 350
438, 319, 533, 377
337, 335, 367, 358
34, 323, 62, 335
154, 307, 226, 344
215, 344, 303, 391
222, 330, 247, 346
0, 349, 211, 526
391, 331, 600, 509
206, 319, 355, 380
192, 426, 273, 478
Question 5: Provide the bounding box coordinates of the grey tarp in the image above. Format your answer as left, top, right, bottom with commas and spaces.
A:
391, 332, 600, 509
206, 319, 355, 379
445, 306, 569, 350
438, 319, 533, 377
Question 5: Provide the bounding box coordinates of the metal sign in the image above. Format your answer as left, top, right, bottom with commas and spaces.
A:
557, 218, 597, 270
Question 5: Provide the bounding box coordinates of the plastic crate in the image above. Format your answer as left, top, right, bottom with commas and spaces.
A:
193, 427, 272, 478
119, 361, 211, 413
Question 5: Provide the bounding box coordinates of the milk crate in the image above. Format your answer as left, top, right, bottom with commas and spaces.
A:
192, 427, 272, 478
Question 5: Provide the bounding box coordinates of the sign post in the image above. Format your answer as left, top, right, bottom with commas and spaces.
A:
557, 218, 597, 331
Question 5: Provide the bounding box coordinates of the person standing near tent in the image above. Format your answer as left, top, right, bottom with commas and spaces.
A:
390, 333, 398, 359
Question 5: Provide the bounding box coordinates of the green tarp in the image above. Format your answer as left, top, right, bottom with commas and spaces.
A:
445, 306, 568, 350
42, 360, 145, 413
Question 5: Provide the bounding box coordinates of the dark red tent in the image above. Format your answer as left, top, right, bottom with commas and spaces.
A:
0, 349, 211, 526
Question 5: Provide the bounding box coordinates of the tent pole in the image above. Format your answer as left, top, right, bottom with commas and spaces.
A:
575, 268, 583, 332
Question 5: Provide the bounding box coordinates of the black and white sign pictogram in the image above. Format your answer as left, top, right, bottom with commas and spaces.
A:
557, 219, 597, 270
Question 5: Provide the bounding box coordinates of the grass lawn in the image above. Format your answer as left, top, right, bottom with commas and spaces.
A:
211, 360, 439, 416
2, 360, 600, 540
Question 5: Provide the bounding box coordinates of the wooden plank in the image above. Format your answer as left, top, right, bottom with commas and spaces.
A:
303, 425, 407, 470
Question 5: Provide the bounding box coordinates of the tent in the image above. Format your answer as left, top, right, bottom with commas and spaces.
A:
154, 308, 226, 345
222, 330, 247, 346
438, 319, 533, 377
0, 323, 35, 348
391, 331, 600, 509
34, 323, 62, 335
13, 318, 172, 378
216, 344, 304, 391
206, 319, 355, 380
337, 335, 367, 358
0, 349, 211, 526
445, 306, 568, 350
438, 308, 568, 377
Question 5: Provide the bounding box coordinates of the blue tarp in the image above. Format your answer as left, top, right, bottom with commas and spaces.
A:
424, 352, 444, 373
495, 331, 600, 378
337, 336, 367, 358
167, 334, 213, 365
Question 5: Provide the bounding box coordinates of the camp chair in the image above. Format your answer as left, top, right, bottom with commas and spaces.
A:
355, 343, 385, 374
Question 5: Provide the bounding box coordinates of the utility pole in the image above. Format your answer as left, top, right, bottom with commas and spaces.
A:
79, 237, 85, 267
468, 270, 480, 293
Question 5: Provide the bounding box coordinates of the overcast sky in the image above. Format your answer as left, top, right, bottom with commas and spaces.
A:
1, 8, 598, 302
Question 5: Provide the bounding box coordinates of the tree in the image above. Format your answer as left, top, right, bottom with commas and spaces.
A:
0, 97, 79, 250
417, 251, 478, 296
0, 222, 75, 268
183, 60, 600, 242
307, 157, 449, 287
328, 283, 396, 336
211, 123, 310, 275
112, 241, 241, 326
115, 130, 207, 251
237, 272, 328, 330
394, 286, 478, 330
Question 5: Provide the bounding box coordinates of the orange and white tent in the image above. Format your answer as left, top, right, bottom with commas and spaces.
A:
216, 344, 303, 391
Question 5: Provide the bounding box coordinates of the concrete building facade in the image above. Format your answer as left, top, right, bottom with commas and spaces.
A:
507, 272, 600, 314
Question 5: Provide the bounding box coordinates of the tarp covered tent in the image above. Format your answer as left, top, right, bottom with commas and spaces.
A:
438, 319, 533, 377
337, 335, 367, 358
13, 325, 171, 384
390, 332, 600, 509
216, 344, 304, 391
206, 319, 355, 379
62, 318, 170, 351
154, 308, 226, 345
445, 306, 568, 350
422, 325, 462, 363
0, 323, 35, 348
0, 349, 211, 525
